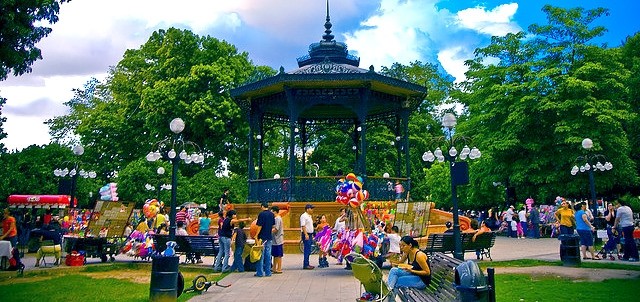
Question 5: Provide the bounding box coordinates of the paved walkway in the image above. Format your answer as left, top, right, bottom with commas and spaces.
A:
187, 236, 639, 302
15, 236, 638, 301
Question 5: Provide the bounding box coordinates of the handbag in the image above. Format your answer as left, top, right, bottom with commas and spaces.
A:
249, 239, 263, 263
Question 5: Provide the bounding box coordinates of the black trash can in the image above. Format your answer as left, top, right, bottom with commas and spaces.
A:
559, 234, 581, 266
454, 260, 489, 302
149, 256, 180, 302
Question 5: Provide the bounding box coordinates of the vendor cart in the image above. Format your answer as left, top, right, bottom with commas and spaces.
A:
63, 201, 135, 263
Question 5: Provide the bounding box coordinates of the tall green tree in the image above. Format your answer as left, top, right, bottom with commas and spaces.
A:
0, 0, 69, 80
458, 5, 637, 205
48, 28, 274, 176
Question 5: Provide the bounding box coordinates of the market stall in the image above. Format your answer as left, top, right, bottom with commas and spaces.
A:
63, 200, 135, 262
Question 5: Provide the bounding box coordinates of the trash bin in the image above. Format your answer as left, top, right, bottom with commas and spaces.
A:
149, 256, 181, 302
559, 234, 581, 266
454, 260, 489, 302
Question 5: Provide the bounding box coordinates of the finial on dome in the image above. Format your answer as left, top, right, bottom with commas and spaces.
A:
322, 0, 334, 42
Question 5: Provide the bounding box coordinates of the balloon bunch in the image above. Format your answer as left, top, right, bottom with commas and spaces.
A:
99, 183, 118, 201
142, 199, 163, 219
335, 173, 370, 208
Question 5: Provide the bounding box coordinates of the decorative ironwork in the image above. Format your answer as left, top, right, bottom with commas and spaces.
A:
247, 176, 409, 203
290, 61, 366, 74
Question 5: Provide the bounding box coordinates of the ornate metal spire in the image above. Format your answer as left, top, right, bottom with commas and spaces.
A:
295, 0, 359, 68
322, 0, 334, 42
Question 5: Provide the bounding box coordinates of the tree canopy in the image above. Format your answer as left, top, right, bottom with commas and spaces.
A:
0, 0, 69, 81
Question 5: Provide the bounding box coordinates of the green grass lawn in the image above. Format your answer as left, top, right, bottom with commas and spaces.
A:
1, 260, 638, 301
0, 262, 223, 302
495, 274, 639, 301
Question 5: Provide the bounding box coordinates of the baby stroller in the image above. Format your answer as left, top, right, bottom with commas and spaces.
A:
597, 227, 622, 261
349, 253, 390, 302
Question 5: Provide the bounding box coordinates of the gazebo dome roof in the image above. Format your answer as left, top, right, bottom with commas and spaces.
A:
295, 1, 360, 68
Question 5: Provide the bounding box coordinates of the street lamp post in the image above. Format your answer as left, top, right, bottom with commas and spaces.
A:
145, 167, 171, 201
422, 113, 481, 261
146, 118, 204, 240
570, 138, 613, 220
146, 118, 204, 302
53, 145, 97, 209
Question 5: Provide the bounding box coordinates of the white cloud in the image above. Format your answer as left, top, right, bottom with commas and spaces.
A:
0, 0, 527, 150
344, 0, 521, 83
437, 46, 468, 83
456, 3, 521, 36
344, 0, 446, 70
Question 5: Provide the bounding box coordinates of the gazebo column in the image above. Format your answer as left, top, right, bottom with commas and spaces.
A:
395, 115, 402, 177
286, 88, 298, 201
248, 103, 257, 181
401, 104, 411, 191
257, 115, 264, 179
300, 120, 308, 176
357, 87, 370, 178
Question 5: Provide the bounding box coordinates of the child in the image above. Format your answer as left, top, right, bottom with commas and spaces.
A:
231, 221, 247, 272
512, 216, 520, 239
315, 214, 329, 268
385, 226, 401, 264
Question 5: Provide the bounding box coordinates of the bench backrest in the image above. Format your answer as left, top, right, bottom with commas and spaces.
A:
425, 233, 456, 253
424, 252, 463, 301
464, 232, 496, 251
152, 235, 218, 255
184, 236, 219, 256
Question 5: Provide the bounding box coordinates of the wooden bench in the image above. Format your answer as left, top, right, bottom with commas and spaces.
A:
153, 235, 219, 264
397, 252, 496, 302
424, 232, 496, 260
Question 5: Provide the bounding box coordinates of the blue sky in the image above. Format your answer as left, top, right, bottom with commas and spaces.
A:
1, 0, 638, 151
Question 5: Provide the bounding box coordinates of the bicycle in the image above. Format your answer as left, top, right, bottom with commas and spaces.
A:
299, 239, 319, 254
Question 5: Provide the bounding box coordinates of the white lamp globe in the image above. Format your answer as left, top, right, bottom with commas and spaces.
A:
72, 145, 85, 156
581, 138, 593, 150
170, 118, 185, 134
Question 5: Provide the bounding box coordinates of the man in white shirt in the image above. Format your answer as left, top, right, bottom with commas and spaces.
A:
505, 206, 515, 238
300, 204, 315, 269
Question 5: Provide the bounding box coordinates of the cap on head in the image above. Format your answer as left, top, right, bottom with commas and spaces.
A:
305, 204, 315, 210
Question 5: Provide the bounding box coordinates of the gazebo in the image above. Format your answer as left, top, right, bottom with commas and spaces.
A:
231, 6, 427, 202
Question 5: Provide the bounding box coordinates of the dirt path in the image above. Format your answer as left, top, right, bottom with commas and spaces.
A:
494, 266, 640, 282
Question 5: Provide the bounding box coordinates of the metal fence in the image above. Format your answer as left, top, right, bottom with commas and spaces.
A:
247, 176, 409, 202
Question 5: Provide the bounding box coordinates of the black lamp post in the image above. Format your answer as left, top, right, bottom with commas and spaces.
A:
146, 118, 204, 302
570, 138, 612, 220
422, 113, 481, 261
146, 118, 204, 240
54, 145, 97, 209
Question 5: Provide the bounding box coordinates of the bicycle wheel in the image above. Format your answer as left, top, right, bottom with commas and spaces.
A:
299, 240, 305, 253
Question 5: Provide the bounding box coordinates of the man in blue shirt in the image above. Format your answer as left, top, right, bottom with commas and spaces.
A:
254, 202, 275, 277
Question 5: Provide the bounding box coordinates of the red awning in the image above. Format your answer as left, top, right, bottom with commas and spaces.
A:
7, 195, 76, 208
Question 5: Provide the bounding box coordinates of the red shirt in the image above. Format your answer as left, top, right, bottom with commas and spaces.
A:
2, 216, 17, 237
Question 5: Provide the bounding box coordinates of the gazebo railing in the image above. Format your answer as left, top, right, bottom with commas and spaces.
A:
247, 176, 409, 203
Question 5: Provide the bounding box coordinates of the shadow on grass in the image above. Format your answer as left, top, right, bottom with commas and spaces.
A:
0, 262, 225, 302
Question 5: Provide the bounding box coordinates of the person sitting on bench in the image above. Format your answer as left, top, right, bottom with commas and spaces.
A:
35, 226, 62, 267
387, 236, 431, 300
